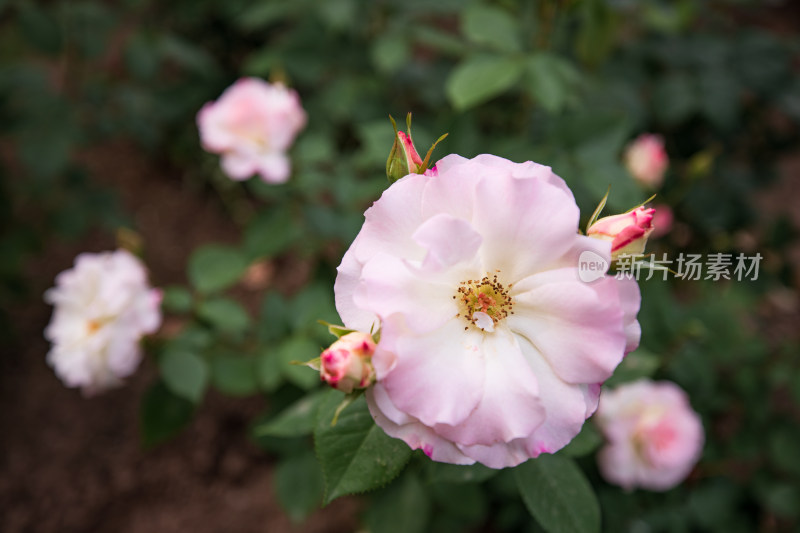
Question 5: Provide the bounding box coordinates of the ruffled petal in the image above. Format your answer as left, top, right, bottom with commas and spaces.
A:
378, 318, 486, 428
366, 387, 475, 465
413, 214, 483, 272
334, 242, 379, 332
354, 252, 456, 334
510, 270, 626, 384
433, 326, 544, 446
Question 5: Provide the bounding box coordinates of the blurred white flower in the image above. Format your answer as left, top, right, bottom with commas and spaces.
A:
44, 250, 162, 395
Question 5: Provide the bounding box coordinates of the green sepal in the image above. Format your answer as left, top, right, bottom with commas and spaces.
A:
318, 319, 356, 339
624, 193, 657, 213
585, 185, 611, 233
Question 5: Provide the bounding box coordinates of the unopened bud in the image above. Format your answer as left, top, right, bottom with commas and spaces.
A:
386, 113, 448, 183
587, 206, 656, 260
320, 332, 376, 393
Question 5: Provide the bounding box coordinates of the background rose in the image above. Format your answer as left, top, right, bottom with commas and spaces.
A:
197, 78, 306, 183
595, 379, 704, 491
335, 154, 641, 468
624, 134, 669, 189
44, 250, 162, 395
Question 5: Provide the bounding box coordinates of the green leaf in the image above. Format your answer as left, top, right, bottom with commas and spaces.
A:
274, 451, 324, 523
364, 471, 431, 533
187, 245, 248, 294
160, 349, 209, 404
372, 33, 411, 73
524, 53, 579, 113
461, 4, 521, 53
514, 455, 600, 533
424, 462, 497, 484
279, 336, 322, 390
446, 55, 524, 110
558, 423, 603, 458
652, 73, 697, 125
254, 389, 328, 438
196, 297, 251, 334
170, 324, 213, 351
431, 482, 487, 523
161, 285, 193, 313
258, 291, 291, 343
18, 3, 62, 55
140, 381, 195, 448
604, 349, 661, 387
314, 391, 412, 504
210, 355, 259, 396
243, 208, 300, 260
289, 283, 340, 342
256, 347, 283, 393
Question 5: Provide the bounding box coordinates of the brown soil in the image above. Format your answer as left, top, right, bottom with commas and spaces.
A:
0, 141, 360, 533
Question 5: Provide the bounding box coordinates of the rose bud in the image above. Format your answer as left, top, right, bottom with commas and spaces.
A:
386, 113, 447, 183
320, 332, 376, 393
587, 207, 656, 260
624, 134, 669, 189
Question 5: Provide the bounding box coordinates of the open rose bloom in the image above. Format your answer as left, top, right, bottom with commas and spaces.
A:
44, 250, 162, 395
197, 78, 307, 183
595, 380, 704, 491
335, 154, 642, 468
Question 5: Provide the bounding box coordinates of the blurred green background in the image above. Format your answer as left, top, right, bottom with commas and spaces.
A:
1, 0, 799, 532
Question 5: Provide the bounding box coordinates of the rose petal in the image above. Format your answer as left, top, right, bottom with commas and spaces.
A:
510, 270, 626, 384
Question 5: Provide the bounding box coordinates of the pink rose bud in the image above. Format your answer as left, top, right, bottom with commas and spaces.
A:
594, 380, 704, 491
624, 134, 668, 188
587, 207, 655, 259
320, 332, 376, 394
386, 113, 447, 183
650, 204, 673, 239
197, 78, 307, 184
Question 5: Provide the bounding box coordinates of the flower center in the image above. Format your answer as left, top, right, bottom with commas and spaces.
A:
454, 273, 514, 332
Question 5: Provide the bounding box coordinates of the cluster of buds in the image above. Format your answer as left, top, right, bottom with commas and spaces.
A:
319, 332, 377, 394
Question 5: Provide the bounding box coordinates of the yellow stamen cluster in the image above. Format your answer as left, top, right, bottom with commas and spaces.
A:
453, 273, 514, 330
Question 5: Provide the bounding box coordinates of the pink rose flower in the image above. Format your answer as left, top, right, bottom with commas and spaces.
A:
335, 154, 642, 468
320, 332, 377, 394
587, 207, 655, 260
44, 250, 162, 395
197, 78, 307, 183
595, 380, 704, 491
650, 204, 673, 239
624, 134, 668, 188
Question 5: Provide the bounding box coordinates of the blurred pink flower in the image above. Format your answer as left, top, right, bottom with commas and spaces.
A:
650, 204, 674, 239
335, 154, 641, 468
320, 332, 376, 394
624, 134, 668, 188
44, 250, 162, 395
587, 206, 655, 260
595, 379, 704, 491
197, 78, 307, 183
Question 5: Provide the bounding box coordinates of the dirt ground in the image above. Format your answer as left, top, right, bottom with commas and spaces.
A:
0, 141, 360, 533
